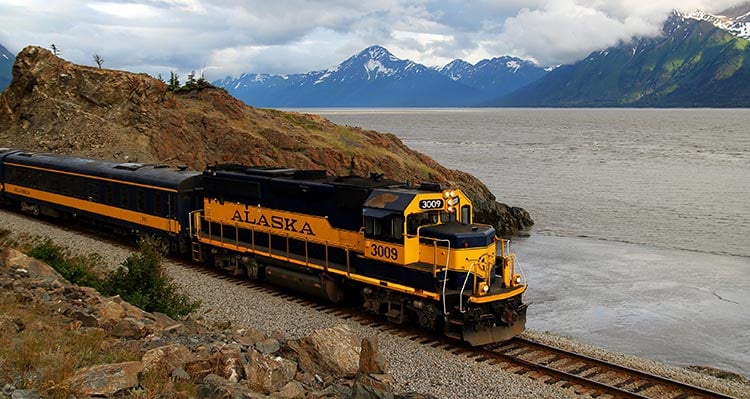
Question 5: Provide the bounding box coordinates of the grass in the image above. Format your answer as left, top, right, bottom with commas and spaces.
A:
265, 108, 324, 130
0, 292, 140, 397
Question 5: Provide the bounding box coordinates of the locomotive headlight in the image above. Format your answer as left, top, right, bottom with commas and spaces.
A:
478, 282, 490, 295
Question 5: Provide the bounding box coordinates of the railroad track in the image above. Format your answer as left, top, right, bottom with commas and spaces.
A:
483, 337, 737, 399
183, 262, 739, 399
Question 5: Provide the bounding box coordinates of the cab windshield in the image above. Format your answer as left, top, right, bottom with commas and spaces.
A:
407, 211, 440, 236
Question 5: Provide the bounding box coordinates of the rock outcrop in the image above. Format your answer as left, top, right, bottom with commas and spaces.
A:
0, 46, 533, 235
0, 247, 431, 398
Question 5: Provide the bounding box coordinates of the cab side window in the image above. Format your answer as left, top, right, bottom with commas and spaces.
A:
365, 215, 404, 243
461, 205, 471, 224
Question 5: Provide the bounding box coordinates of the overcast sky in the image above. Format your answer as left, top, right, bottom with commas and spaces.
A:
0, 0, 741, 80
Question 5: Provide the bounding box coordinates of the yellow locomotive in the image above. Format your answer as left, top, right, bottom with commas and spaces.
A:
192, 166, 527, 345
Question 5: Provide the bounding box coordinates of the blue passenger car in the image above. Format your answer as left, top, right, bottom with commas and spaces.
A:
0, 148, 202, 253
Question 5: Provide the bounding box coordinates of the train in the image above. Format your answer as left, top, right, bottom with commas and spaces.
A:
0, 147, 527, 345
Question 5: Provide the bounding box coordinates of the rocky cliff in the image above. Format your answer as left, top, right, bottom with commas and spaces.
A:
0, 46, 532, 235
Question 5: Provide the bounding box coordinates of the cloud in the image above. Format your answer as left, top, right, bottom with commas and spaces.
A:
482, 0, 742, 65
0, 0, 745, 79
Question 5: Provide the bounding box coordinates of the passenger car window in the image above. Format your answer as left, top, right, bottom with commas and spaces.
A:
136, 190, 145, 211
154, 193, 163, 215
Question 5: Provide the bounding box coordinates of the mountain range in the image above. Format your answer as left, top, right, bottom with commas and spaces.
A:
215, 4, 750, 108
1, 43, 14, 92
214, 46, 548, 107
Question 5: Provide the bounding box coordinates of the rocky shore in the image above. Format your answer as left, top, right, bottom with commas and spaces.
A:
1, 209, 748, 399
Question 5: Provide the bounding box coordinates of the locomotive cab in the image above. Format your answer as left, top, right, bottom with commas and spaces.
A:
360, 186, 527, 345
361, 187, 522, 296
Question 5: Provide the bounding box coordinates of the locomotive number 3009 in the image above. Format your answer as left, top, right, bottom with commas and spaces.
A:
419, 199, 444, 210
370, 244, 398, 260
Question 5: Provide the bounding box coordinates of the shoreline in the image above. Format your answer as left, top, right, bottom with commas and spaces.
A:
522, 229, 750, 259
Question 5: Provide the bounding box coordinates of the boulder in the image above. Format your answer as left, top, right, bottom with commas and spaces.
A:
108, 316, 148, 339
95, 298, 126, 320
197, 374, 265, 399
216, 345, 245, 383
358, 336, 389, 374
150, 311, 183, 331
140, 343, 193, 375
272, 381, 306, 399
184, 357, 216, 383
288, 324, 360, 379
351, 374, 396, 399
1, 248, 64, 281
231, 326, 267, 347
70, 309, 99, 328
244, 350, 297, 394
256, 338, 281, 354
352, 337, 396, 399
66, 361, 143, 397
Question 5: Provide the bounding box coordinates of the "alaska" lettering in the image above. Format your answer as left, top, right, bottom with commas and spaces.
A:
230, 210, 315, 236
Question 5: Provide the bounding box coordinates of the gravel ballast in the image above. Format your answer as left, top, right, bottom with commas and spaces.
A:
1, 209, 747, 399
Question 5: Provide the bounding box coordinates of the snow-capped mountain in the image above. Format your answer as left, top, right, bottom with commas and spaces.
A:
681, 3, 750, 39
335, 45, 429, 81
213, 45, 546, 107
435, 56, 548, 98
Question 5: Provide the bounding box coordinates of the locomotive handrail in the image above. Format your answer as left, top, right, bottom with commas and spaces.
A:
458, 260, 476, 314
195, 214, 356, 276
432, 238, 451, 316
499, 238, 508, 257
418, 235, 450, 277
188, 209, 203, 239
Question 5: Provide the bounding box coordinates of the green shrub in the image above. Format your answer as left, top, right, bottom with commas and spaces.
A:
27, 240, 104, 290
100, 238, 200, 319
26, 236, 200, 320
